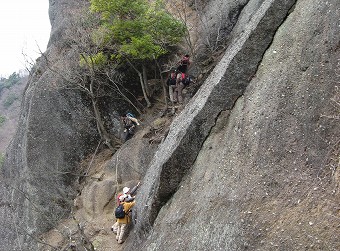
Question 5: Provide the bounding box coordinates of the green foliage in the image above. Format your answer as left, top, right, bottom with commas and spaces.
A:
90, 0, 147, 21
120, 35, 166, 59
80, 52, 108, 69
3, 93, 18, 108
0, 72, 21, 93
90, 0, 186, 62
146, 0, 186, 45
0, 115, 5, 127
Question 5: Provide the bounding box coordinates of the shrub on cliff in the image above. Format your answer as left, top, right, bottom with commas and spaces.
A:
90, 0, 186, 107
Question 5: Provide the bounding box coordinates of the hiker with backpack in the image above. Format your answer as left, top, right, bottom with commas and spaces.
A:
112, 182, 141, 234
123, 182, 140, 201
117, 182, 141, 204
173, 73, 193, 104
173, 72, 185, 104
114, 194, 136, 244
176, 54, 191, 74
121, 113, 140, 142
167, 69, 178, 103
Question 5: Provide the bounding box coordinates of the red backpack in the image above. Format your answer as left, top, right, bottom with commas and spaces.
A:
116, 193, 123, 205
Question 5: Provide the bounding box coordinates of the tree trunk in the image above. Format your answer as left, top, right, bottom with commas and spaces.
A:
142, 64, 150, 97
126, 59, 152, 107
91, 98, 116, 151
155, 59, 168, 110
105, 72, 143, 115
137, 72, 152, 107
89, 78, 116, 151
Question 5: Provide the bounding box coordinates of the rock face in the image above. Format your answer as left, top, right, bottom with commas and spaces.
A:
131, 0, 297, 241
127, 0, 339, 250
1, 0, 339, 250
0, 1, 103, 250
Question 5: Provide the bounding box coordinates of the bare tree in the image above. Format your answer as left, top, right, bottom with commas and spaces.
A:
39, 8, 147, 151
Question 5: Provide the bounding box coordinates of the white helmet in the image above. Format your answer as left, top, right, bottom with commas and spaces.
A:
123, 187, 130, 194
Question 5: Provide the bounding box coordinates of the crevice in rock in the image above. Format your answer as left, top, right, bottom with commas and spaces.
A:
129, 1, 297, 248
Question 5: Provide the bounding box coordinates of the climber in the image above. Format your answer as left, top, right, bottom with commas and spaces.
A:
173, 73, 194, 105
121, 113, 140, 142
167, 69, 178, 103
116, 182, 141, 204
115, 194, 136, 244
176, 54, 191, 74
112, 182, 141, 234
173, 72, 186, 104
123, 182, 141, 201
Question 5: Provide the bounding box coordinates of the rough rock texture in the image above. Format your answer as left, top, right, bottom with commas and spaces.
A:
167, 0, 249, 77
131, 0, 297, 243
190, 0, 249, 50
1, 0, 339, 250
37, 130, 158, 251
126, 0, 339, 250
0, 0, 103, 250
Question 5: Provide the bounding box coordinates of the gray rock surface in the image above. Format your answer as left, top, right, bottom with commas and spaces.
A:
0, 1, 101, 250
1, 0, 339, 250
127, 0, 339, 250
130, 0, 297, 246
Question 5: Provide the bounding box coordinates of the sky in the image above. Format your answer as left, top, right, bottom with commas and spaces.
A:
0, 0, 50, 78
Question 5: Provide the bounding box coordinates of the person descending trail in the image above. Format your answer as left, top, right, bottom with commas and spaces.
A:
173, 72, 186, 104
169, 54, 192, 105
173, 73, 193, 105
176, 54, 191, 74
167, 69, 178, 103
121, 113, 140, 142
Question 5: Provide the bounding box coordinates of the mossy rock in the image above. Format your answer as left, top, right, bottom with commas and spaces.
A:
152, 117, 168, 130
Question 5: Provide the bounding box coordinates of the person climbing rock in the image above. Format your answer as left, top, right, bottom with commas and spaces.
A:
121, 113, 140, 142
112, 182, 141, 234
115, 194, 135, 244
176, 54, 191, 74
122, 182, 141, 202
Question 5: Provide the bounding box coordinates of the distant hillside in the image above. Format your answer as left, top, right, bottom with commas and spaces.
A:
0, 74, 27, 156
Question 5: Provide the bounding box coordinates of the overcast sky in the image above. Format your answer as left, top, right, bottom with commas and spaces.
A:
0, 0, 50, 78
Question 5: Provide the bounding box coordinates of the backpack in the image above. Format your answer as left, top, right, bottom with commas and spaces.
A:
167, 72, 177, 86
115, 204, 125, 219
126, 112, 135, 118
183, 76, 191, 86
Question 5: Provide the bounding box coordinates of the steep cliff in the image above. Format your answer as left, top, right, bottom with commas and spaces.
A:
0, 0, 339, 250
0, 0, 102, 250
128, 0, 339, 250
